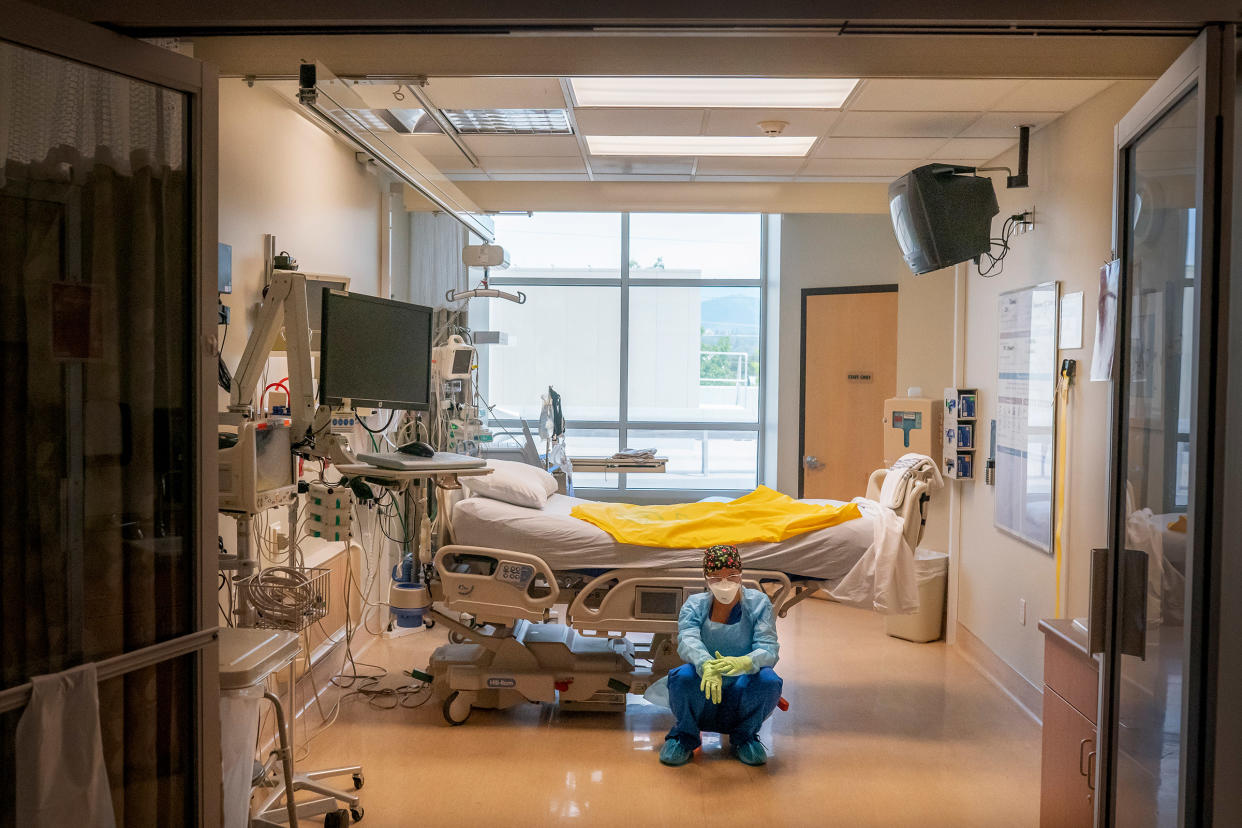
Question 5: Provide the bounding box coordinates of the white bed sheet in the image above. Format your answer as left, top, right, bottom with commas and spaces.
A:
450, 493, 876, 581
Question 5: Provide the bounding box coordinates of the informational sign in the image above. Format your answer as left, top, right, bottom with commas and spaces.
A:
995, 282, 1059, 553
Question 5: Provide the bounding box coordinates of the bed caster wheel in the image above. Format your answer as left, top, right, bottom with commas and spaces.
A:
324, 809, 350, 827
443, 690, 473, 725
351, 806, 365, 823
352, 772, 365, 790
448, 631, 466, 644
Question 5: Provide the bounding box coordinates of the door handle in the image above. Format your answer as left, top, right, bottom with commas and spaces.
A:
1089, 546, 1148, 657
1079, 738, 1094, 776
1086, 750, 1097, 791
1119, 547, 1149, 658
1089, 548, 1107, 655
803, 456, 824, 470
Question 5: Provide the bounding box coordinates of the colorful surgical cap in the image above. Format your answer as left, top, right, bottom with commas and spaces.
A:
703, 544, 742, 575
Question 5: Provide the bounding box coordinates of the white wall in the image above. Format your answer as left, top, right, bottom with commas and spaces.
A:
218, 80, 384, 326
955, 81, 1150, 687
216, 77, 390, 547
775, 213, 956, 551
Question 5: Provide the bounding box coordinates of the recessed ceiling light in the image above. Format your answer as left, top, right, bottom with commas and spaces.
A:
570, 77, 859, 109
585, 135, 816, 157
345, 108, 441, 134
444, 108, 572, 135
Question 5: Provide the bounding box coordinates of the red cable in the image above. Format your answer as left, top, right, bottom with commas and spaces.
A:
259, 377, 291, 412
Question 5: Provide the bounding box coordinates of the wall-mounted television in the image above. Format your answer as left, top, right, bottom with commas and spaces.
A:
889, 164, 999, 275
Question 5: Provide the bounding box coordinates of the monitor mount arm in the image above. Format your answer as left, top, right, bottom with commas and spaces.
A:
973, 125, 1031, 189
226, 269, 355, 465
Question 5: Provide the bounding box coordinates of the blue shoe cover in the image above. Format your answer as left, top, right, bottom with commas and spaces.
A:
735, 739, 767, 766
659, 740, 694, 766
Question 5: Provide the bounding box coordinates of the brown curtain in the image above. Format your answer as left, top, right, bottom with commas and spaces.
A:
1, 156, 192, 828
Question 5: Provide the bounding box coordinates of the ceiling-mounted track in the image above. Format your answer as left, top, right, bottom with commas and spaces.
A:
296, 61, 494, 241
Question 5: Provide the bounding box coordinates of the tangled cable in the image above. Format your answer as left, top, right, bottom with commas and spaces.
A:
246, 566, 325, 629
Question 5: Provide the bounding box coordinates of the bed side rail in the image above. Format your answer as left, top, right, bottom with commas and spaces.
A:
433, 545, 561, 625
567, 568, 793, 637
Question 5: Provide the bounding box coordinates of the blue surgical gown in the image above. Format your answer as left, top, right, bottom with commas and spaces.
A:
676, 588, 780, 674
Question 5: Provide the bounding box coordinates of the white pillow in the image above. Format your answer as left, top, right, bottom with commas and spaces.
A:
464, 459, 557, 509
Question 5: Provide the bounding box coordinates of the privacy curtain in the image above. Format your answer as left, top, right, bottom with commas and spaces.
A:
1, 39, 195, 828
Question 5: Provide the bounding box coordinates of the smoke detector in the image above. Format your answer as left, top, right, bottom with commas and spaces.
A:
757, 120, 789, 137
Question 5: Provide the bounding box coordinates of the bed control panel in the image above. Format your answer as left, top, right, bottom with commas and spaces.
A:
496, 561, 536, 589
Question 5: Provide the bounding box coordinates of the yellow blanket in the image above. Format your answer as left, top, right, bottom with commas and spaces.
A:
569, 486, 862, 549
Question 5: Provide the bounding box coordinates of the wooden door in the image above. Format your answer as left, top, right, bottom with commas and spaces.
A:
799, 286, 898, 498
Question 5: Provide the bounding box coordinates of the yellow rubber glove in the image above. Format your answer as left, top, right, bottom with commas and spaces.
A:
699, 661, 725, 704
711, 650, 754, 677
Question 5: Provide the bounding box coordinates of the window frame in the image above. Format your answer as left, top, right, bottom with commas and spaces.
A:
479, 212, 768, 501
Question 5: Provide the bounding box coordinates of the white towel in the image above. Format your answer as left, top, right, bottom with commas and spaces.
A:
15, 662, 116, 827
829, 498, 921, 615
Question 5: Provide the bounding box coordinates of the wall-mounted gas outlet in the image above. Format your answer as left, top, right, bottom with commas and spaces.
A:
1018, 598, 1028, 626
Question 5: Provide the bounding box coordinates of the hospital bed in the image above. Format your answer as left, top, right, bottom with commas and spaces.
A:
422, 463, 937, 724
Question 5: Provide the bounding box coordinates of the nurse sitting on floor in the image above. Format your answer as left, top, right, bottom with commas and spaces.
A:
659, 544, 782, 767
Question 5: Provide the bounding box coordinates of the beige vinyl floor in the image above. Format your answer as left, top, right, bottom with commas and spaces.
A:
290, 599, 1042, 828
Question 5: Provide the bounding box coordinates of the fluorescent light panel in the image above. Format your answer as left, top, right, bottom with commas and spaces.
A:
585, 135, 816, 157
444, 108, 572, 135
570, 77, 859, 108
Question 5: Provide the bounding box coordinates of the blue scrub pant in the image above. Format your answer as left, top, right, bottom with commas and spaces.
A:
664, 663, 782, 749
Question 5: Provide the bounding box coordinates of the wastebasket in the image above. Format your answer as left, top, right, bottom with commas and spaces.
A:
885, 549, 949, 643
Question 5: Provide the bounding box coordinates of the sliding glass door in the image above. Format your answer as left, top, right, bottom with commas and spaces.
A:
0, 4, 219, 825
1097, 26, 1235, 826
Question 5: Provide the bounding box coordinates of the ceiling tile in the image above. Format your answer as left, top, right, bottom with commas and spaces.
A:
936, 137, 1020, 161
991, 79, 1114, 113
483, 172, 592, 182
460, 134, 582, 156
424, 155, 480, 174
832, 110, 981, 138
701, 109, 839, 137
850, 79, 1025, 112
420, 76, 568, 109
799, 158, 923, 178
478, 155, 586, 174
693, 157, 806, 175
391, 133, 460, 156
574, 108, 705, 135
814, 137, 946, 158
958, 111, 1060, 138
348, 81, 420, 110
590, 157, 696, 175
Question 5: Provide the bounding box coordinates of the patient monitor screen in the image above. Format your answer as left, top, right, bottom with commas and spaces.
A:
320, 291, 432, 410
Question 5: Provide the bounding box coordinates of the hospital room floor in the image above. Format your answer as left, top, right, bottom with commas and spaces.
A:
296, 599, 1042, 827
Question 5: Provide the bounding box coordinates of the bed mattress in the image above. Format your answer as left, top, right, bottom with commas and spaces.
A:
450, 493, 875, 581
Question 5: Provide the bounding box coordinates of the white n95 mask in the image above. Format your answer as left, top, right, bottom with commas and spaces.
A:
708, 581, 740, 603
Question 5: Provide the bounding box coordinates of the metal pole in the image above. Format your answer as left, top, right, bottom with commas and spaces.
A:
234, 514, 258, 626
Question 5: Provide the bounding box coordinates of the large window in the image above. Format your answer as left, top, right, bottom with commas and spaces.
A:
472, 212, 765, 496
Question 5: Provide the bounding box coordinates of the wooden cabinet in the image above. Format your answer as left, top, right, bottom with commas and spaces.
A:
1039, 620, 1099, 828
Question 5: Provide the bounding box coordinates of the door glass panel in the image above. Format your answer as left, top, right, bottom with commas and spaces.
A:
1117, 88, 1198, 827
0, 39, 195, 826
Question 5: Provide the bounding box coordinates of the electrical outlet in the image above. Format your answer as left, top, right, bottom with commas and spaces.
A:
1019, 598, 1027, 626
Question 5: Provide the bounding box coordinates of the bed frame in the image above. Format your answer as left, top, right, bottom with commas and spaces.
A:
423, 466, 935, 725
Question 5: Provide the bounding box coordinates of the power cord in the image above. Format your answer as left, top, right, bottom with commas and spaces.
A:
977, 212, 1031, 277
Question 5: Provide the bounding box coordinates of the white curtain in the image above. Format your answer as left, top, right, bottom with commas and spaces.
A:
0, 41, 183, 187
